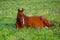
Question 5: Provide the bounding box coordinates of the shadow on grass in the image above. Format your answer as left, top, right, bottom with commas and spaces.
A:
0, 23, 16, 28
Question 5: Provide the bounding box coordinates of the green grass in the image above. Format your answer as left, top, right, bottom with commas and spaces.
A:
0, 0, 60, 40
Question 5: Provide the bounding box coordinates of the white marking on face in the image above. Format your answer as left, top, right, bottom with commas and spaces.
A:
22, 16, 25, 24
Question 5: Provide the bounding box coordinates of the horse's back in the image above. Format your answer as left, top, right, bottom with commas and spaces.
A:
25, 16, 44, 28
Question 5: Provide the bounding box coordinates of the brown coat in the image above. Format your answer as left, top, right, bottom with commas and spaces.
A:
16, 8, 53, 28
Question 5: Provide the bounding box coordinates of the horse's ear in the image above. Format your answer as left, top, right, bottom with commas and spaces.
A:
18, 9, 20, 12
22, 8, 24, 11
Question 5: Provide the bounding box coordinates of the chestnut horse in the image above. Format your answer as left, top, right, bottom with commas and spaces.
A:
16, 8, 53, 28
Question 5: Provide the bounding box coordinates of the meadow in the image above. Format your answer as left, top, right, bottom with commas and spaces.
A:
0, 0, 60, 40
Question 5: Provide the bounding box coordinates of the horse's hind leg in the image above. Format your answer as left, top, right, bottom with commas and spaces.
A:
40, 16, 53, 27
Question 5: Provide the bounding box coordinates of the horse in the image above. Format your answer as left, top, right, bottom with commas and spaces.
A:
15, 8, 53, 28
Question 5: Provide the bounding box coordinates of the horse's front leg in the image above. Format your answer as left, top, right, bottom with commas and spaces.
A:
16, 22, 21, 28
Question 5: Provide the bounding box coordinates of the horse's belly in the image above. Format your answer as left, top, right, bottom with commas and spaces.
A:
28, 18, 44, 28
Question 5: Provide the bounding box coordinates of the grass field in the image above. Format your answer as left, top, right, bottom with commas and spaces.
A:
0, 0, 60, 40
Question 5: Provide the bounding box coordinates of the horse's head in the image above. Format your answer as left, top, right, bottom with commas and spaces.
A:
16, 8, 25, 26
